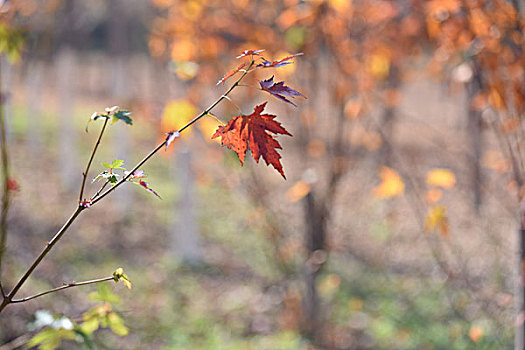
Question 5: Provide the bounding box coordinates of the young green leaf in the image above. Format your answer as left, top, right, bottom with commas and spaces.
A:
113, 267, 132, 289
101, 159, 125, 170
112, 110, 133, 125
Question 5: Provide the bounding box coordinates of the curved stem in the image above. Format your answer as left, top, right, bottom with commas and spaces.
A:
11, 276, 113, 303
79, 118, 109, 202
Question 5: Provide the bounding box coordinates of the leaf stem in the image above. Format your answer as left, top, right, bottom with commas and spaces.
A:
79, 118, 109, 202
10, 276, 114, 303
91, 59, 255, 205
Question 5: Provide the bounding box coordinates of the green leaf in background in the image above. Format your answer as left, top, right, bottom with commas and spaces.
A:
27, 328, 76, 350
88, 284, 121, 304
108, 312, 129, 336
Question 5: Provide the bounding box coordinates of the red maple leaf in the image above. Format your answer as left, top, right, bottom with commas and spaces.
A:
212, 103, 292, 178
217, 62, 248, 85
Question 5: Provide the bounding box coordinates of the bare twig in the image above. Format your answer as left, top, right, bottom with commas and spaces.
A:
0, 207, 84, 313
11, 276, 114, 303
0, 58, 9, 279
90, 179, 109, 201
79, 118, 109, 202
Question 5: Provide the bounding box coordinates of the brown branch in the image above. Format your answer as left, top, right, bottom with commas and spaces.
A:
0, 58, 9, 280
79, 118, 109, 202
0, 207, 84, 313
11, 276, 114, 303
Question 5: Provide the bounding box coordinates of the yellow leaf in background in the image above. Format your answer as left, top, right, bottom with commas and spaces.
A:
469, 325, 484, 342
373, 167, 405, 198
366, 53, 390, 80
198, 115, 221, 143
329, 0, 351, 13
319, 273, 341, 295
170, 39, 196, 61
348, 297, 363, 311
424, 205, 449, 236
426, 168, 455, 189
161, 100, 198, 136
286, 180, 311, 202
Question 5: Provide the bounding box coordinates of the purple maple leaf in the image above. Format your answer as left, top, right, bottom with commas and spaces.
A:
259, 76, 305, 107
257, 53, 303, 68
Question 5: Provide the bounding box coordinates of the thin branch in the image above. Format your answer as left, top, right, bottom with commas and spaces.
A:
79, 118, 109, 202
0, 58, 9, 277
0, 206, 84, 313
91, 59, 255, 205
0, 281, 5, 298
11, 276, 114, 303
90, 179, 109, 201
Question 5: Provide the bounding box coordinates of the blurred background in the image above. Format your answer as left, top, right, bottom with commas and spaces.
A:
0, 0, 524, 348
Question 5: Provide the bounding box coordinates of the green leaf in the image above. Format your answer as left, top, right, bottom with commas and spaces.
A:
79, 317, 100, 335
112, 110, 133, 125
102, 159, 125, 170
27, 328, 76, 350
88, 285, 121, 304
74, 328, 94, 349
109, 174, 119, 185
113, 267, 132, 289
111, 159, 125, 169
107, 312, 129, 336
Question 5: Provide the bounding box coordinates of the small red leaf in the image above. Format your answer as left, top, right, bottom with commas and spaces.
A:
236, 49, 265, 59
217, 62, 248, 85
212, 102, 292, 178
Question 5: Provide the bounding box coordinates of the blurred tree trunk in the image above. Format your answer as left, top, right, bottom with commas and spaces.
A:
302, 191, 327, 338
379, 66, 399, 167
171, 147, 202, 264
466, 64, 483, 213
